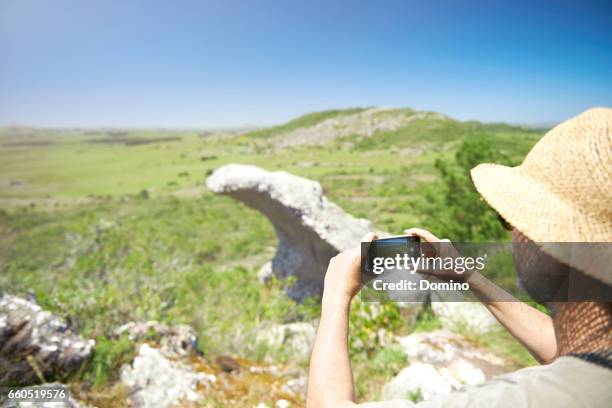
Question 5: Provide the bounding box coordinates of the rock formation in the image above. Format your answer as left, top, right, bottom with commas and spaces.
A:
430, 302, 500, 334
383, 362, 453, 401
397, 330, 506, 371
120, 344, 216, 408
255, 322, 316, 363
206, 164, 372, 300
0, 294, 94, 385
383, 330, 508, 402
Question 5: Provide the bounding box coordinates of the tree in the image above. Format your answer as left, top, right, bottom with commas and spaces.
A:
428, 135, 512, 241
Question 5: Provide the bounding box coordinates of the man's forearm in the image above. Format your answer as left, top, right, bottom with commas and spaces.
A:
306, 292, 356, 408
468, 272, 557, 363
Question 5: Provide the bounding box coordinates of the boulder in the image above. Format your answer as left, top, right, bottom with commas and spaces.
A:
382, 330, 508, 402
206, 164, 372, 300
120, 344, 215, 408
430, 302, 500, 334
398, 330, 505, 369
441, 357, 486, 386
382, 362, 452, 401
0, 294, 94, 385
397, 330, 506, 382
256, 322, 316, 363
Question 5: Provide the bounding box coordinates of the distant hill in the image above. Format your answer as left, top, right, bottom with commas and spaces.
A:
241, 106, 544, 153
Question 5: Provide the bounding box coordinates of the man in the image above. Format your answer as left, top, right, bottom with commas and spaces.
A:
307, 108, 612, 407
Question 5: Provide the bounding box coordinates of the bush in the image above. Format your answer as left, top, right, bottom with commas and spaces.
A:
86, 335, 135, 388
424, 135, 513, 241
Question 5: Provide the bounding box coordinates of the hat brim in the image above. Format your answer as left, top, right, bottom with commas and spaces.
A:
471, 163, 612, 286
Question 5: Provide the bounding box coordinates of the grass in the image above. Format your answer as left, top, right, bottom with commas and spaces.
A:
0, 109, 545, 403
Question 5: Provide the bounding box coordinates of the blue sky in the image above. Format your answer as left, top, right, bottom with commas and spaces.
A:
1, 0, 610, 127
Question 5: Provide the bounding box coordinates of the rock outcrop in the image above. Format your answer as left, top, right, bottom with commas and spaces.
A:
0, 294, 94, 385
120, 344, 216, 408
383, 362, 452, 401
275, 108, 448, 148
256, 322, 316, 363
206, 164, 372, 300
383, 330, 508, 402
397, 330, 506, 372
430, 302, 500, 334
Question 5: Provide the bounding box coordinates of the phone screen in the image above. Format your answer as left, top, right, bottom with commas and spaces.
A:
363, 235, 420, 277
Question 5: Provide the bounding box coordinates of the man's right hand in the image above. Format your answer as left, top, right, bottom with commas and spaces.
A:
404, 227, 475, 282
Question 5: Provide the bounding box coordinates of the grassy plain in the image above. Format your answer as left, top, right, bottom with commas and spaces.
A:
0, 109, 544, 405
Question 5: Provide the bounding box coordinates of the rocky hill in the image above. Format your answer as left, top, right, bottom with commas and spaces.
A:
238, 107, 541, 159
267, 108, 448, 148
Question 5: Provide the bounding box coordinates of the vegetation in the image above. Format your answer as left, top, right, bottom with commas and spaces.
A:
426, 135, 512, 241
0, 108, 544, 404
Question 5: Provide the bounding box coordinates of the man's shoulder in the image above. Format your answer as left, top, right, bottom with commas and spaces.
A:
357, 356, 612, 408
461, 356, 612, 406
489, 355, 612, 384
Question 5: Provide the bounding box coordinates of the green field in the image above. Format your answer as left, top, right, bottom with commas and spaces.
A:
0, 108, 545, 406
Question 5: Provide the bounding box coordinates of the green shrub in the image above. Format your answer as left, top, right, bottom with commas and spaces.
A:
87, 335, 135, 388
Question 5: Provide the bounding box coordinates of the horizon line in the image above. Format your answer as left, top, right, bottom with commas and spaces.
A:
0, 107, 560, 131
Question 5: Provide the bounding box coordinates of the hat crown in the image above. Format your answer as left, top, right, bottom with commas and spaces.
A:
520, 107, 612, 220
470, 107, 612, 284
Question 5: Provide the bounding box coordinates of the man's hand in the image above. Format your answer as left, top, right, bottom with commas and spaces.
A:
323, 232, 377, 303
405, 228, 557, 364
404, 227, 474, 281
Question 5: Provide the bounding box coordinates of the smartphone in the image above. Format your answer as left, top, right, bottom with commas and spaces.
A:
363, 234, 420, 276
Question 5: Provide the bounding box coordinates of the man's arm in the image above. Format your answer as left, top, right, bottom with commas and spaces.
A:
405, 228, 557, 364
307, 234, 376, 408
468, 272, 557, 364
306, 287, 356, 408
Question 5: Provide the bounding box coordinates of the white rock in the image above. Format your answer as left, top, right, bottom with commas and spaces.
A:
257, 322, 316, 362
206, 165, 437, 304
382, 363, 452, 401
0, 294, 94, 385
207, 164, 371, 300
120, 344, 213, 408
397, 330, 505, 368
444, 357, 485, 385
391, 329, 506, 394
257, 261, 274, 283
275, 400, 291, 408
431, 302, 499, 334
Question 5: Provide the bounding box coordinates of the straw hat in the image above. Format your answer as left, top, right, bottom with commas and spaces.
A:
471, 107, 612, 286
